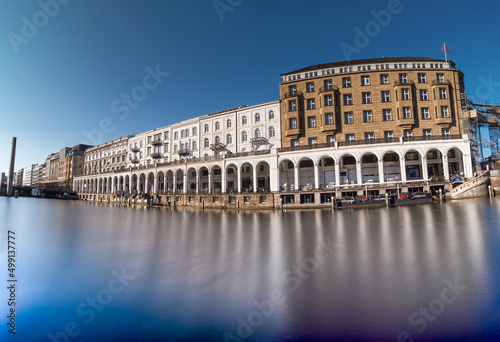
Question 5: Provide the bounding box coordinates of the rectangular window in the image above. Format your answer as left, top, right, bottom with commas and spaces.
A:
420, 90, 428, 101
147, 147, 151, 156
289, 100, 296, 111
324, 80, 332, 89
362, 92, 371, 104
421, 108, 430, 119
418, 73, 427, 83
363, 110, 373, 122
147, 136, 152, 144
365, 132, 374, 140
403, 107, 411, 119
289, 85, 297, 95
325, 113, 334, 125
324, 95, 333, 106
423, 129, 432, 137
381, 91, 390, 102
404, 130, 413, 137
380, 74, 389, 84
401, 89, 410, 100
308, 137, 317, 145
344, 112, 353, 124
346, 134, 355, 142
342, 77, 351, 88
289, 118, 297, 129
343, 94, 352, 105
361, 76, 370, 85
308, 116, 316, 128
327, 136, 335, 143
441, 106, 449, 117
439, 88, 447, 99
437, 73, 445, 82
291, 139, 299, 147
442, 128, 450, 136
384, 131, 394, 140
383, 109, 392, 121
306, 83, 314, 92
307, 98, 315, 110
399, 74, 408, 83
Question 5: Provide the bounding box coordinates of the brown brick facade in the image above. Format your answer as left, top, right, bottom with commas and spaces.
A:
280, 58, 465, 147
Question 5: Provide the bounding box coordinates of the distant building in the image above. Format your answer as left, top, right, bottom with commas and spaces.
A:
1, 172, 6, 187
22, 164, 38, 187
42, 144, 93, 189
14, 169, 23, 187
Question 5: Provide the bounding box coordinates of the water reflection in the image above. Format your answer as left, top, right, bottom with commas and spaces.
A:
0, 197, 499, 341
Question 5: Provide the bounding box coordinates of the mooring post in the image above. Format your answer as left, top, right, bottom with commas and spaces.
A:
385, 193, 389, 207
331, 196, 335, 210
488, 185, 492, 198
237, 199, 240, 209
202, 199, 205, 212
439, 189, 443, 203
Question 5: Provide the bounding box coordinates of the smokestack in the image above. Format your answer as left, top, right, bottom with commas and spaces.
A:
7, 137, 17, 196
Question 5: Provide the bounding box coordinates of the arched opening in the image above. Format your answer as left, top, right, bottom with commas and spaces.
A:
256, 161, 270, 192
318, 155, 336, 189
147, 172, 155, 195
174, 169, 184, 193
211, 165, 222, 193
240, 162, 253, 192
187, 167, 197, 193
279, 159, 295, 191
157, 171, 165, 193
298, 157, 315, 190
361, 152, 379, 183
339, 154, 357, 184
226, 163, 238, 193
446, 147, 464, 180
426, 148, 444, 181
382, 151, 401, 182
404, 149, 423, 181
165, 170, 174, 192
198, 166, 209, 192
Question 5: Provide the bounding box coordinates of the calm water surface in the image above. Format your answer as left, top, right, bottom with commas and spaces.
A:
1, 197, 500, 341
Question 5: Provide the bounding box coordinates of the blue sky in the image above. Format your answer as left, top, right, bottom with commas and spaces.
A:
1, 0, 500, 173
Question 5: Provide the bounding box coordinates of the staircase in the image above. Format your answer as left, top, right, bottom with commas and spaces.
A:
448, 171, 490, 199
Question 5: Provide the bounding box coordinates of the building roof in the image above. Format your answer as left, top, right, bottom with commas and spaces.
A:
281, 57, 455, 76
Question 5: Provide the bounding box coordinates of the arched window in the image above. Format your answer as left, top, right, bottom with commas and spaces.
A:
227, 134, 232, 144
192, 141, 197, 150
180, 143, 184, 150
204, 124, 209, 133
255, 128, 261, 138
192, 127, 197, 135
204, 138, 209, 148
174, 145, 178, 153
269, 110, 275, 120
215, 136, 221, 144
227, 119, 232, 128
242, 116, 247, 125
255, 113, 261, 122
181, 131, 185, 138
185, 129, 189, 137
242, 131, 248, 142
215, 122, 220, 130
269, 126, 275, 138
174, 132, 178, 140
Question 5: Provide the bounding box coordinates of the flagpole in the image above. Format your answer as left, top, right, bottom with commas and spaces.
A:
443, 43, 447, 62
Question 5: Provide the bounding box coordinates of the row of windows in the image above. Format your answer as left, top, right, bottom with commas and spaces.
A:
290, 73, 446, 95
289, 106, 450, 129
288, 88, 447, 111
86, 149, 126, 161
201, 111, 276, 133
290, 128, 451, 146
286, 63, 447, 81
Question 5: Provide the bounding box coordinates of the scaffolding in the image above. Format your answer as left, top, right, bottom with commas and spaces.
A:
461, 93, 500, 161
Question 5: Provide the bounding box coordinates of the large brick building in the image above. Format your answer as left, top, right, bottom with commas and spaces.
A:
280, 57, 464, 147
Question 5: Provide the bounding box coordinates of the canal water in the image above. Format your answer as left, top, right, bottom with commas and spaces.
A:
1, 197, 500, 341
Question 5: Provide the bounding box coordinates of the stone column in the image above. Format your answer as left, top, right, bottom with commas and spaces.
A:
111, 177, 115, 194
313, 162, 319, 189
400, 157, 407, 183
335, 162, 340, 186
173, 173, 177, 192
294, 165, 299, 190
237, 168, 241, 193
196, 170, 199, 194
222, 167, 227, 193
183, 172, 187, 194
443, 155, 450, 181
154, 175, 158, 194
356, 160, 362, 185
208, 171, 212, 193
378, 159, 385, 184
252, 165, 257, 193
421, 156, 429, 180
